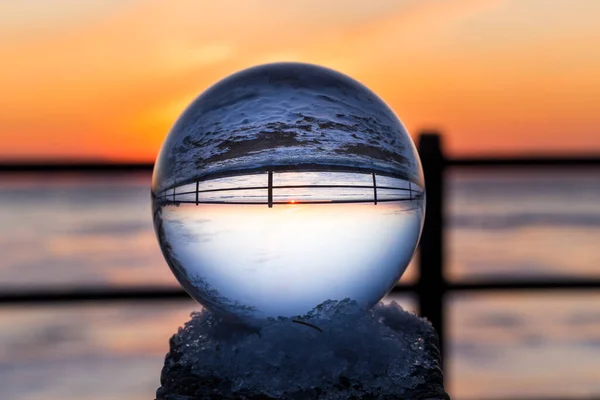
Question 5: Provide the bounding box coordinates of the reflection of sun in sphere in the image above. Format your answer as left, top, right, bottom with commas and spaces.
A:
152, 62, 425, 322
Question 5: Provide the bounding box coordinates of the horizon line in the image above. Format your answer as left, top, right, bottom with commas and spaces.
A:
2, 154, 600, 172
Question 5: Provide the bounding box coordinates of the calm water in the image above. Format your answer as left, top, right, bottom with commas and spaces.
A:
1, 169, 599, 399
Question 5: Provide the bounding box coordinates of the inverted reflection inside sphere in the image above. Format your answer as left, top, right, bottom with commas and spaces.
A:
152, 63, 425, 322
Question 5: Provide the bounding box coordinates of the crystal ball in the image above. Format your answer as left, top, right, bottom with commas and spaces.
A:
152, 62, 425, 322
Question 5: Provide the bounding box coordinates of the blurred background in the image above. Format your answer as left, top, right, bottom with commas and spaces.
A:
1, 1, 599, 399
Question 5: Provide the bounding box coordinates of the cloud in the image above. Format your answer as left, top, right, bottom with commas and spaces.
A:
162, 43, 234, 72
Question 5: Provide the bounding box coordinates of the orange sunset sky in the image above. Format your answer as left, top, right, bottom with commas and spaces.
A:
1, 0, 599, 162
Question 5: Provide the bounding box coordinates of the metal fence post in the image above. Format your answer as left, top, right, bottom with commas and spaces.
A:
417, 132, 447, 363
372, 172, 378, 205
196, 181, 199, 205
268, 170, 273, 208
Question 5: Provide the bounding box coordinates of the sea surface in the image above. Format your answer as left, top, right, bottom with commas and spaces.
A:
1, 169, 599, 399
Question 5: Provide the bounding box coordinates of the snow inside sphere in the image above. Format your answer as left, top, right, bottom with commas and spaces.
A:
152, 62, 425, 322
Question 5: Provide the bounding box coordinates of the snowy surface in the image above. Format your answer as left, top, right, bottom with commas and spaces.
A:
157, 300, 447, 399
152, 63, 423, 193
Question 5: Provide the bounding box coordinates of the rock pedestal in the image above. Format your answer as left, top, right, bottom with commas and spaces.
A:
156, 300, 449, 400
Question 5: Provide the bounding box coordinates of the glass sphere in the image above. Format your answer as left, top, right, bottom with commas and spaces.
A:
152, 62, 425, 322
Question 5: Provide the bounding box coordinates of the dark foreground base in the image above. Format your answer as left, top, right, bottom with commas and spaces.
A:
157, 301, 449, 400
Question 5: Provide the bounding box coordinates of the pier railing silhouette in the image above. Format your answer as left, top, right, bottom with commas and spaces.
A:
2, 132, 600, 400
156, 170, 423, 207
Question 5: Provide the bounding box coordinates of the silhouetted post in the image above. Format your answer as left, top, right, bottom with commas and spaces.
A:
417, 132, 446, 363
195, 181, 199, 205
173, 187, 176, 202
267, 170, 273, 208
372, 172, 378, 205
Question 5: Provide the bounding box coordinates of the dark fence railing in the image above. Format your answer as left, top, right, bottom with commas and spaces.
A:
414, 132, 600, 364
2, 132, 600, 400
156, 169, 423, 207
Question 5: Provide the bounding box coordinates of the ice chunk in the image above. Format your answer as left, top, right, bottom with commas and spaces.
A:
157, 300, 448, 399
